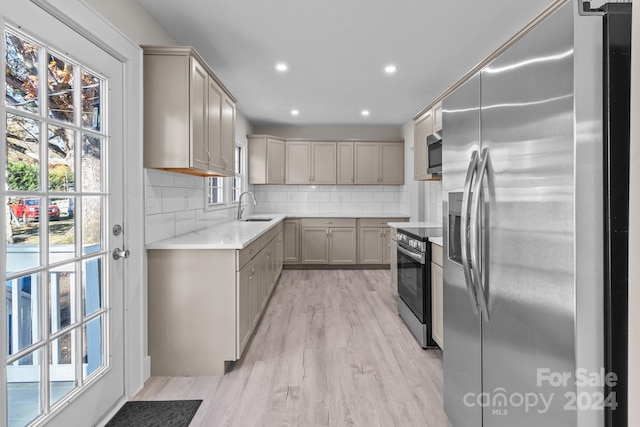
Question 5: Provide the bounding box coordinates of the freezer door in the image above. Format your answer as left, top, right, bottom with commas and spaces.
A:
479, 4, 577, 426
442, 72, 482, 427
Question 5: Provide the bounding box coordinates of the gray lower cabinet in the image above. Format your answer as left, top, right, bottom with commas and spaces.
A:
301, 227, 330, 264
238, 257, 258, 353
148, 224, 283, 376
357, 218, 406, 264
283, 219, 300, 264
328, 227, 357, 264
390, 228, 398, 288
300, 218, 356, 264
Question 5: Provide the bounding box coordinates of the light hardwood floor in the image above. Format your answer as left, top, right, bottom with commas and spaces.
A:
135, 270, 448, 426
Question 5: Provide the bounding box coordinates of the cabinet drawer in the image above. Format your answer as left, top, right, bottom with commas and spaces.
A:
358, 218, 406, 227
259, 222, 283, 247
431, 243, 443, 267
300, 218, 356, 228
237, 238, 262, 270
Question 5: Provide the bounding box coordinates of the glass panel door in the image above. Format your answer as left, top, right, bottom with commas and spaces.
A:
3, 2, 125, 425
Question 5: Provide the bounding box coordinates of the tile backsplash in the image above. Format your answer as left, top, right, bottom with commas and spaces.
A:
252, 185, 409, 215
145, 170, 410, 244
144, 169, 240, 244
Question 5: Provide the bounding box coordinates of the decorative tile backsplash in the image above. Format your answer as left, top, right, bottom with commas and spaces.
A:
252, 185, 409, 215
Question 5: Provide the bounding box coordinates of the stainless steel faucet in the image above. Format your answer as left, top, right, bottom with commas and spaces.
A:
237, 191, 257, 220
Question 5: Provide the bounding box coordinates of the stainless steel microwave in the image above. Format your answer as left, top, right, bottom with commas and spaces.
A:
427, 131, 442, 174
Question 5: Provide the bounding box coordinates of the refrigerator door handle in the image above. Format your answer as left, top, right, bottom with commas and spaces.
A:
471, 147, 490, 323
461, 150, 480, 314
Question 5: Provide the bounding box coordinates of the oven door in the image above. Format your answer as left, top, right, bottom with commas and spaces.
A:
397, 242, 427, 322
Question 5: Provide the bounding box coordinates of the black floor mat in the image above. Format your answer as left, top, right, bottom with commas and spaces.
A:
105, 400, 202, 427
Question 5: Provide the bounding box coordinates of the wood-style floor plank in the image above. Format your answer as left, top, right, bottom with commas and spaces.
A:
134, 269, 448, 426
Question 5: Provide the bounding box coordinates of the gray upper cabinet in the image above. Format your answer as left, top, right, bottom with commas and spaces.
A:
143, 46, 236, 177
285, 141, 336, 185
354, 142, 404, 185
433, 101, 443, 132
311, 142, 337, 184
248, 136, 285, 184
337, 142, 354, 184
285, 141, 311, 184
249, 136, 403, 186
413, 109, 432, 181
414, 101, 442, 181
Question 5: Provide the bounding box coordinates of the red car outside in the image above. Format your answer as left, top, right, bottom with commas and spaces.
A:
11, 198, 61, 223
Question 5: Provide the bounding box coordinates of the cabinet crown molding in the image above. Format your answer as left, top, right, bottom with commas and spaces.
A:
142, 45, 237, 102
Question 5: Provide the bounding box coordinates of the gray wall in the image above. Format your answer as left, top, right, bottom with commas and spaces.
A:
84, 0, 176, 45
252, 124, 402, 141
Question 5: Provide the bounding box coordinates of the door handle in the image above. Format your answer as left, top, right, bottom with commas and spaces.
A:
470, 147, 490, 323
397, 244, 425, 264
461, 150, 479, 314
112, 248, 130, 260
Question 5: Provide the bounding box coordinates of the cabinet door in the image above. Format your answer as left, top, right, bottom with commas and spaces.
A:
221, 95, 235, 172
283, 219, 300, 263
311, 142, 336, 184
329, 228, 356, 264
274, 232, 283, 288
266, 138, 285, 184
414, 110, 432, 180
301, 227, 329, 264
259, 249, 269, 314
433, 101, 443, 132
431, 262, 444, 348
382, 228, 392, 264
354, 142, 379, 184
285, 141, 311, 184
207, 79, 223, 170
190, 57, 209, 171
238, 262, 255, 354
337, 142, 354, 184
249, 259, 259, 329
380, 143, 404, 184
358, 228, 382, 264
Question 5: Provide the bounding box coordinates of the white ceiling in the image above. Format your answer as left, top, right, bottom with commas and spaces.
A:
136, 0, 559, 127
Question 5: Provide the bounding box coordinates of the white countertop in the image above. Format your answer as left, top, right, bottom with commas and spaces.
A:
147, 212, 411, 250
387, 221, 442, 228
146, 215, 287, 250
283, 212, 410, 219
430, 237, 443, 247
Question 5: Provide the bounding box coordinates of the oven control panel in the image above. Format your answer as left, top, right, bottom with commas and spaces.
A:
396, 232, 427, 253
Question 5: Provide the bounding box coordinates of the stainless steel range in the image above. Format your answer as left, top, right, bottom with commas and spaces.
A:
396, 226, 442, 348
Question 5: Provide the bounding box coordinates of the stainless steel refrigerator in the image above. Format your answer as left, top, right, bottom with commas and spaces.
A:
442, 2, 630, 427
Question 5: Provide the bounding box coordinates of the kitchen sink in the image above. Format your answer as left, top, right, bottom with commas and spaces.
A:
243, 218, 272, 222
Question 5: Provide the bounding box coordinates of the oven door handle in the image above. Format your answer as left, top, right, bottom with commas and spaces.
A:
397, 245, 425, 264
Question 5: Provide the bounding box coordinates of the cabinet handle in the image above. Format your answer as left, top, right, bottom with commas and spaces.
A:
206, 149, 210, 162
326, 229, 329, 236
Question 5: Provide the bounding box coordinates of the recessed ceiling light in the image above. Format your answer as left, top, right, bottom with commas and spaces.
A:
276, 63, 288, 72
291, 109, 299, 116
384, 65, 396, 74
361, 110, 370, 116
